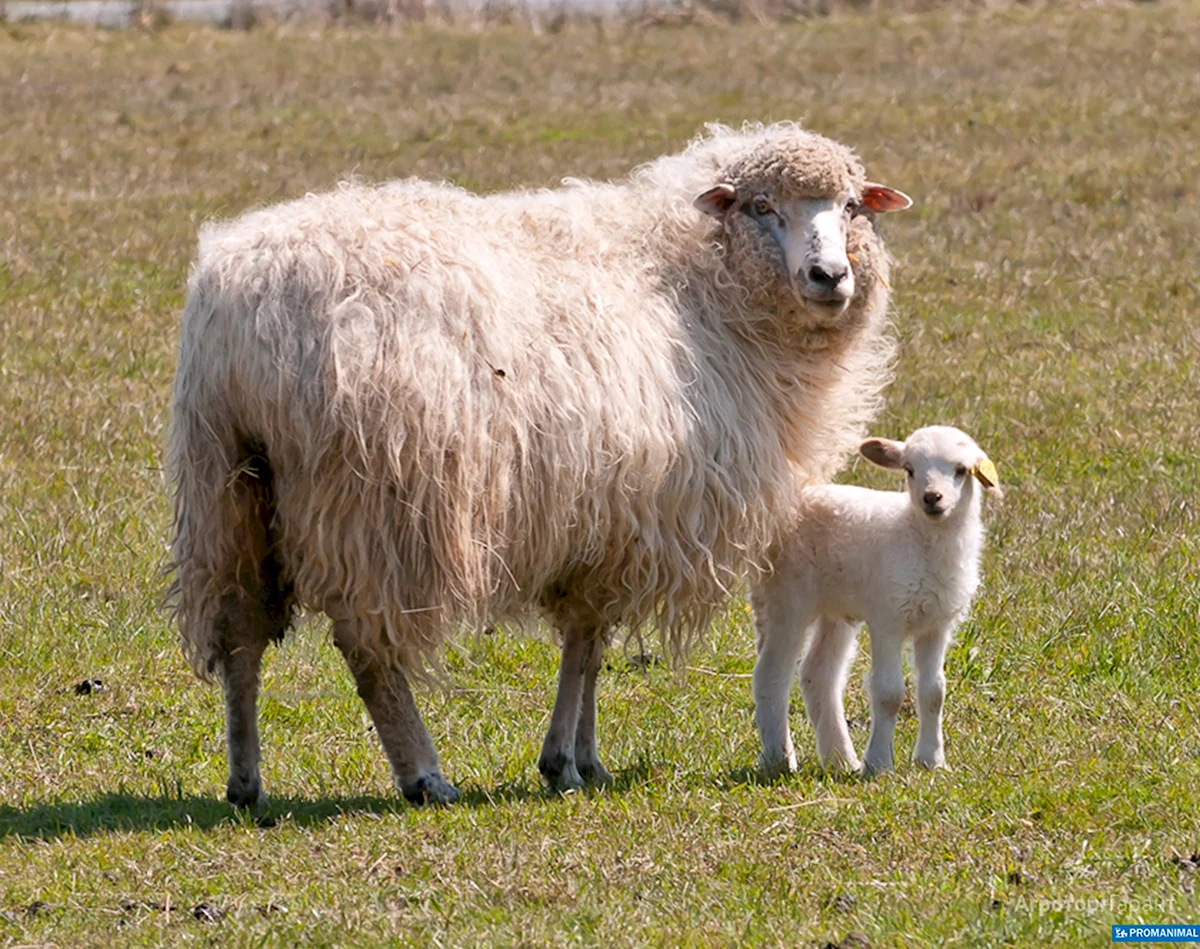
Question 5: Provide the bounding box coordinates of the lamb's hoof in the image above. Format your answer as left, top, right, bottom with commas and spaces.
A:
576, 759, 614, 786
914, 753, 947, 771
538, 751, 584, 792
820, 751, 862, 774
757, 753, 798, 781
226, 775, 265, 810
401, 772, 460, 806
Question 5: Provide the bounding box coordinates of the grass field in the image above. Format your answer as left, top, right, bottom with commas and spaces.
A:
2, 5, 1199, 946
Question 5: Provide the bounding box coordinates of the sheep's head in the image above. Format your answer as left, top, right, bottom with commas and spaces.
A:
693, 129, 910, 320
860, 426, 1002, 522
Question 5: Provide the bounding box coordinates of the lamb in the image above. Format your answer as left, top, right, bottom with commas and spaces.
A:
752, 426, 1000, 778
166, 121, 912, 807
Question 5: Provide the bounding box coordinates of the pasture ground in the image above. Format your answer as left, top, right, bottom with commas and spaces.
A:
1, 5, 1199, 946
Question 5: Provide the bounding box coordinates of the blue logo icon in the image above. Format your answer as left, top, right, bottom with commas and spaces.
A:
1112, 925, 1200, 944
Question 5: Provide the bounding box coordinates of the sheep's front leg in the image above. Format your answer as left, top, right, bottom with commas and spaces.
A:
799, 616, 861, 773
751, 581, 813, 778
538, 622, 602, 791
333, 622, 459, 805
912, 629, 950, 770
861, 621, 906, 776
573, 632, 612, 785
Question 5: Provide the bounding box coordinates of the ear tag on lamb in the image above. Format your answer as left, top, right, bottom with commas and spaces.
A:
973, 458, 998, 488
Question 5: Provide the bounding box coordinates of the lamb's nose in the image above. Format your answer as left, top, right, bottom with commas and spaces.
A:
923, 491, 942, 507
807, 265, 847, 289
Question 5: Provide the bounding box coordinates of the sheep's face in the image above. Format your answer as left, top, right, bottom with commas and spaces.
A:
695, 180, 910, 319
860, 426, 1001, 522
749, 191, 858, 312
692, 129, 909, 320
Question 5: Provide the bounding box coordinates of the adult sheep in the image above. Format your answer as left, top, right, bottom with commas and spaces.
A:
167, 122, 911, 807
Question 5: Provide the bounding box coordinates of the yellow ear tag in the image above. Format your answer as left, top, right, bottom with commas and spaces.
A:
973, 458, 998, 488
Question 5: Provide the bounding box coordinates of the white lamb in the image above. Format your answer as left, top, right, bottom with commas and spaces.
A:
751, 425, 1000, 777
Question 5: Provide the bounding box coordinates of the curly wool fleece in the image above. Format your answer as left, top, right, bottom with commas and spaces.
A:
720, 126, 867, 199
167, 122, 899, 677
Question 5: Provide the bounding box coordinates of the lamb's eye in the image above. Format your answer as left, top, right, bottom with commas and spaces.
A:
903, 465, 914, 477
845, 199, 860, 216
955, 465, 969, 478
752, 196, 772, 217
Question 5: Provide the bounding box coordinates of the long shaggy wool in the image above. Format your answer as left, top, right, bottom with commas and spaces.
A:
167, 122, 897, 677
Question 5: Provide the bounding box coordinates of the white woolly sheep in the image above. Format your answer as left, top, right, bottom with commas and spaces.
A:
167, 122, 911, 807
752, 426, 1000, 777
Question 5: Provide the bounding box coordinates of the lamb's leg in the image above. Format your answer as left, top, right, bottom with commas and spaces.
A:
861, 621, 906, 776
332, 622, 458, 805
799, 616, 861, 773
912, 629, 950, 770
573, 632, 612, 785
752, 582, 813, 778
538, 620, 602, 791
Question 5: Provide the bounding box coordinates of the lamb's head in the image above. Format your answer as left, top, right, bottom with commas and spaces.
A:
860, 426, 1002, 522
693, 127, 910, 321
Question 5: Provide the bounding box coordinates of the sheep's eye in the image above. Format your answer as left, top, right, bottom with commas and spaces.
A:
955, 465, 969, 478
845, 199, 860, 216
752, 196, 773, 217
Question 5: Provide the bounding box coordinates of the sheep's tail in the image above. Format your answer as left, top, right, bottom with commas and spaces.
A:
165, 285, 294, 682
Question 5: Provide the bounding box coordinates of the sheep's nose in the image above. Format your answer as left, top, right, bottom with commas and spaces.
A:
923, 491, 942, 507
807, 264, 848, 289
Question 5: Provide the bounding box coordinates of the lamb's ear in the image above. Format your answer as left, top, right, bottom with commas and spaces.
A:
859, 437, 906, 470
693, 183, 737, 218
861, 183, 913, 213
973, 457, 1004, 499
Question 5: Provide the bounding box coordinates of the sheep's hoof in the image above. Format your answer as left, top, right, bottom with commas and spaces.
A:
576, 759, 614, 786
913, 753, 947, 771
538, 751, 584, 792
859, 759, 893, 779
226, 775, 265, 810
401, 772, 460, 806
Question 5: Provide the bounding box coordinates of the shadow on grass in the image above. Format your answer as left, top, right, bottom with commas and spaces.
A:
719, 761, 866, 791
0, 761, 656, 841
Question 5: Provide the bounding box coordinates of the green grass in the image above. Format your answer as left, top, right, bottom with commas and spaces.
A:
2, 6, 1199, 946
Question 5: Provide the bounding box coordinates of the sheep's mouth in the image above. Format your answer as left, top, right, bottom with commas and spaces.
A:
799, 293, 850, 316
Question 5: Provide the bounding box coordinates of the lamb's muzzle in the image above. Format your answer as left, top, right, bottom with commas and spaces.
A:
922, 490, 946, 517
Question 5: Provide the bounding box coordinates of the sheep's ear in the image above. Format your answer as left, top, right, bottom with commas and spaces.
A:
973, 457, 1003, 498
861, 183, 913, 213
693, 183, 737, 218
859, 437, 905, 470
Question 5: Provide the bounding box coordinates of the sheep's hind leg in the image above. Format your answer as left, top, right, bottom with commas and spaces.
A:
799, 616, 861, 773
211, 449, 293, 811
217, 598, 275, 810
751, 580, 814, 778
333, 622, 459, 806
538, 621, 604, 791
573, 631, 612, 785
